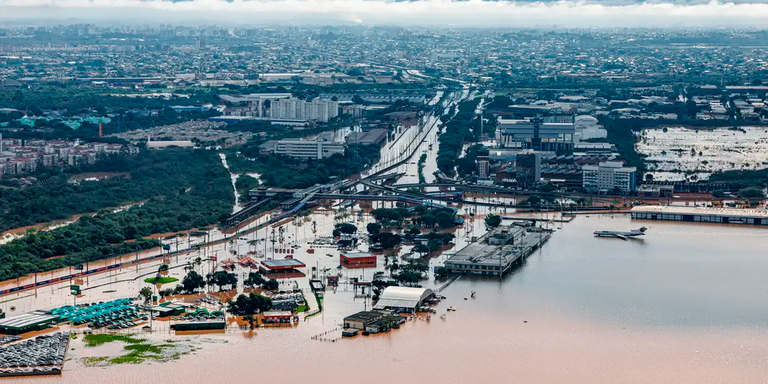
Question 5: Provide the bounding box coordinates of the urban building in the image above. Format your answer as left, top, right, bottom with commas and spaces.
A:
0, 138, 133, 175
477, 155, 490, 178
146, 140, 195, 149
343, 311, 388, 330
445, 225, 550, 276
573, 143, 618, 156
372, 286, 435, 313
269, 98, 339, 122
496, 117, 575, 152
259, 259, 306, 278
582, 161, 637, 193
342, 310, 402, 334
340, 252, 377, 268
0, 311, 58, 335
219, 93, 292, 104
345, 129, 388, 146
631, 206, 768, 226
262, 311, 295, 325
171, 321, 226, 331
515, 151, 542, 188
271, 137, 346, 159
573, 115, 607, 142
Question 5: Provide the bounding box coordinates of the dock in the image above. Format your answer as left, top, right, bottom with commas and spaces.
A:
445, 225, 551, 276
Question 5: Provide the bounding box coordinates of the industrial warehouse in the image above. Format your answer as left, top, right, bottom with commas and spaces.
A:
372, 286, 436, 313
341, 287, 439, 337
630, 206, 768, 226
340, 252, 377, 268
0, 312, 58, 335
445, 224, 551, 276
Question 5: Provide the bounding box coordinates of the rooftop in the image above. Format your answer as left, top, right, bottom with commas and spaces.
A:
344, 311, 387, 323
373, 286, 434, 310
631, 206, 768, 218
261, 259, 306, 269
341, 252, 375, 259
0, 312, 58, 330
263, 311, 294, 317
446, 226, 528, 267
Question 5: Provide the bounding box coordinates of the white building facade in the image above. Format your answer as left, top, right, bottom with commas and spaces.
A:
274, 138, 345, 160
582, 161, 637, 193
269, 98, 339, 122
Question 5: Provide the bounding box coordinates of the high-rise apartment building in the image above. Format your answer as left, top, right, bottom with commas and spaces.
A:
269, 98, 339, 122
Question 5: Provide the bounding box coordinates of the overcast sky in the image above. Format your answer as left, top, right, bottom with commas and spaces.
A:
2, 0, 768, 28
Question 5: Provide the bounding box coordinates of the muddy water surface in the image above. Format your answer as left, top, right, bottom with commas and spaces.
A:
11, 214, 768, 384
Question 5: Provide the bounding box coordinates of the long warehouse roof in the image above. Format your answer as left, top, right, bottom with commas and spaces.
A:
373, 286, 433, 310
0, 312, 57, 330
631, 205, 768, 218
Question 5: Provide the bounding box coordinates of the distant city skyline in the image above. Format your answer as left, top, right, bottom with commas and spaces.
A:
4, 0, 768, 27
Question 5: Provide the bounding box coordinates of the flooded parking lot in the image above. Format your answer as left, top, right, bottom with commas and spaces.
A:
636, 126, 768, 181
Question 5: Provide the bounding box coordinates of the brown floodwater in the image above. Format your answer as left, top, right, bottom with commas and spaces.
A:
9, 213, 768, 384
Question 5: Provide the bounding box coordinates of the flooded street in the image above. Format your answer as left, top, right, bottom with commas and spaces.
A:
218, 152, 243, 214
10, 214, 768, 384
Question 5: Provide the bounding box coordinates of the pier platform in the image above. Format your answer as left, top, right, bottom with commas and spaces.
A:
445, 225, 551, 276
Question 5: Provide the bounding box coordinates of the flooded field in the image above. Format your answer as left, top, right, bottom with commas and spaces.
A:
636, 126, 768, 181
6, 214, 768, 384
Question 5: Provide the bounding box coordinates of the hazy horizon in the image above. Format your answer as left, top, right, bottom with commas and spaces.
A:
3, 0, 768, 28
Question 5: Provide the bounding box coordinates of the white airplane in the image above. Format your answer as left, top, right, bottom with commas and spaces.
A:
593, 227, 649, 240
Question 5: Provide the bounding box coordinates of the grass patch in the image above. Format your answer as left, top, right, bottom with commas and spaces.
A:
144, 277, 179, 284
83, 334, 180, 365
83, 334, 144, 347
83, 356, 108, 363
82, 356, 109, 365
297, 304, 308, 312
109, 343, 173, 364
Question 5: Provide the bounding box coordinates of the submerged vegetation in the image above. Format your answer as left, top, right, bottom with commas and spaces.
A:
82, 334, 189, 365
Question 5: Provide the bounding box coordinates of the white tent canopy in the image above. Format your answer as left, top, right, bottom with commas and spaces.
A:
373, 286, 434, 311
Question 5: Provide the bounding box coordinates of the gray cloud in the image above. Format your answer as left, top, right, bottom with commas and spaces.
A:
2, 0, 768, 27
